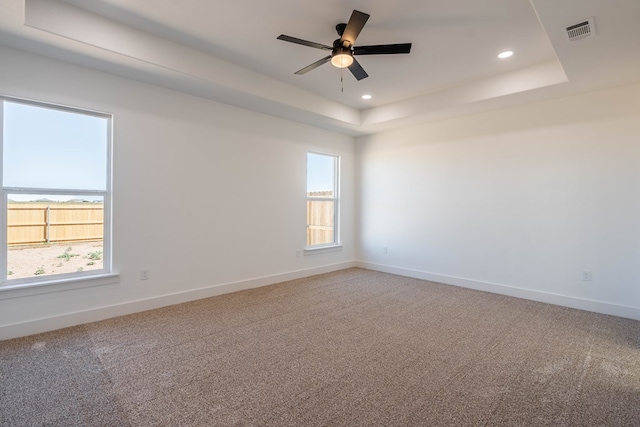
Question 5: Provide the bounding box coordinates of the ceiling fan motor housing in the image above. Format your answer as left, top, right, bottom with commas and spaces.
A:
332, 38, 352, 53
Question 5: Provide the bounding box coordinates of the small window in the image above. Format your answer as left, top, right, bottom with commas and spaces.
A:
306, 152, 339, 247
1, 98, 111, 287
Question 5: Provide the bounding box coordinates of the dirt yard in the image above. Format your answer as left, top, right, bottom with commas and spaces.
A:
7, 242, 104, 280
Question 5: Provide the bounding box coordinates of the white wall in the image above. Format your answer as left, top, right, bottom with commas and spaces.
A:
0, 47, 356, 339
357, 83, 640, 320
2, 45, 638, 340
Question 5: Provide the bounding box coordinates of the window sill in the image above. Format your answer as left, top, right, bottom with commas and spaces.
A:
303, 245, 343, 256
0, 272, 120, 300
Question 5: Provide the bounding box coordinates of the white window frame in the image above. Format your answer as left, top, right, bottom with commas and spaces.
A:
305, 151, 341, 254
0, 96, 117, 295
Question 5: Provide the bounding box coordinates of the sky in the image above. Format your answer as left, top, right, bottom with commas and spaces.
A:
3, 100, 108, 202
307, 152, 336, 193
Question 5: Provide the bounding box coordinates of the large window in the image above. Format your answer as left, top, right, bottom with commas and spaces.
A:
306, 152, 339, 248
1, 98, 111, 287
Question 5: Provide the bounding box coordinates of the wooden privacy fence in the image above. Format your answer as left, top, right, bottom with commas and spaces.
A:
9, 199, 329, 246
307, 194, 335, 246
8, 203, 104, 246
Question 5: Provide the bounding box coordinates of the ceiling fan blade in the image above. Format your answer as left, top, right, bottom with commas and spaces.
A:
348, 58, 369, 81
353, 43, 412, 55
340, 10, 369, 46
294, 55, 332, 75
277, 35, 332, 51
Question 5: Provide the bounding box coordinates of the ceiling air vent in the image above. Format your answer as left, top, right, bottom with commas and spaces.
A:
563, 17, 596, 42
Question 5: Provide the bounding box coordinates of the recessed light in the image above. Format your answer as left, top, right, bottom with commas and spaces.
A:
362, 94, 372, 100
498, 50, 514, 59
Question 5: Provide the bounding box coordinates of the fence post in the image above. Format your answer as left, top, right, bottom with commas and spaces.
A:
46, 205, 50, 243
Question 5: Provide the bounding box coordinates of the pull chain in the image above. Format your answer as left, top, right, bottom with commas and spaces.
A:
341, 67, 344, 93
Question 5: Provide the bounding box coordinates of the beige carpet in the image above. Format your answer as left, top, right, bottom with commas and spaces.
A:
1, 268, 639, 426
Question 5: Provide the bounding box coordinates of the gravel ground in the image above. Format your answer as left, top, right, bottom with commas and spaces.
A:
7, 242, 104, 280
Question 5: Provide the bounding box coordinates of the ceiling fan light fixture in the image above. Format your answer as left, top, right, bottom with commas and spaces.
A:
331, 46, 354, 68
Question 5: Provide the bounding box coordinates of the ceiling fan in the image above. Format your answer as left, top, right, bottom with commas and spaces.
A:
277, 10, 412, 81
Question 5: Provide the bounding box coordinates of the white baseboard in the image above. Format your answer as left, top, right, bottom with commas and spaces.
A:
357, 261, 640, 321
0, 261, 356, 340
